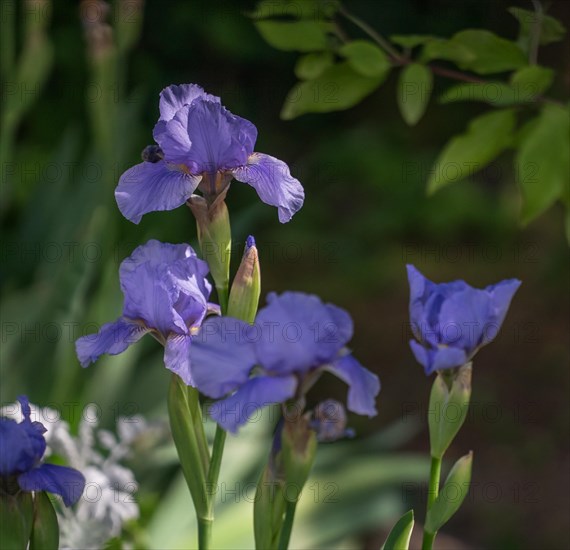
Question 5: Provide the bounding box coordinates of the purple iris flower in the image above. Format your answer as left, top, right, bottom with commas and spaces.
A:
407, 265, 521, 375
75, 240, 216, 385
191, 292, 380, 433
0, 396, 85, 506
115, 83, 304, 224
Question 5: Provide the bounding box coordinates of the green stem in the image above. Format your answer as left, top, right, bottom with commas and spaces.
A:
206, 425, 227, 507
216, 284, 229, 316
529, 0, 543, 65
422, 455, 442, 550
338, 4, 405, 62
277, 500, 297, 550
198, 517, 213, 549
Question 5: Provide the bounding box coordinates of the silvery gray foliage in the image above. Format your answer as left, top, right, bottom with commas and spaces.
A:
1, 401, 153, 549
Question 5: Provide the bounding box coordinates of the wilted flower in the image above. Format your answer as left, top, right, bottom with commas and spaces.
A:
191, 292, 380, 433
0, 396, 85, 506
407, 265, 521, 375
116, 83, 304, 224
310, 399, 355, 442
76, 239, 217, 385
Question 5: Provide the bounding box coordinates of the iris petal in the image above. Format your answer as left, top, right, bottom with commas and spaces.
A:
232, 153, 304, 223
115, 161, 201, 224
164, 334, 194, 385
326, 354, 380, 417
254, 292, 352, 375
191, 317, 258, 398
209, 375, 297, 433
75, 318, 148, 368
18, 463, 85, 507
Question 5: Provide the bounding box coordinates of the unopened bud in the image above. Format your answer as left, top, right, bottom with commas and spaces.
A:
310, 399, 355, 442
227, 236, 261, 323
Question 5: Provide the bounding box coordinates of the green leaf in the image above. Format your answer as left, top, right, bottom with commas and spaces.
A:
29, 492, 59, 550
397, 63, 433, 125
254, 463, 286, 550
254, 20, 332, 51
249, 0, 340, 20
281, 62, 386, 119
382, 510, 414, 550
390, 35, 437, 49
422, 30, 527, 74
167, 375, 209, 518
428, 109, 516, 194
509, 7, 567, 46
510, 65, 554, 100
295, 51, 334, 80
425, 452, 473, 534
428, 365, 472, 459
339, 40, 391, 77
0, 491, 34, 550
516, 104, 570, 224
439, 82, 518, 107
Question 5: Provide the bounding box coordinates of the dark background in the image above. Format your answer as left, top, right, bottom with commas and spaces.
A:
1, 0, 569, 548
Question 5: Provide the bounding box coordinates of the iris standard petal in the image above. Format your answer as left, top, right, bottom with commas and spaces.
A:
119, 240, 209, 333
326, 354, 380, 417
157, 100, 257, 171
115, 161, 201, 224
254, 292, 352, 375
18, 463, 86, 507
121, 239, 199, 271
0, 419, 34, 475
121, 264, 186, 336
437, 287, 491, 352
164, 334, 194, 386
409, 339, 468, 375
483, 279, 521, 344
75, 318, 148, 368
158, 83, 220, 122
209, 375, 298, 434
232, 153, 304, 223
191, 317, 258, 398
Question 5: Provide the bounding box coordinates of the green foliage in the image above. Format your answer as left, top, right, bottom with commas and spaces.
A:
382, 510, 414, 550
390, 35, 436, 49
427, 110, 516, 195
509, 7, 567, 47
425, 452, 473, 534
29, 492, 59, 550
516, 104, 570, 224
253, 20, 333, 52
252, 0, 568, 237
281, 62, 386, 119
397, 63, 432, 125
249, 0, 340, 20
339, 40, 391, 78
439, 82, 518, 106
294, 52, 334, 79
0, 492, 34, 550
510, 65, 554, 100
421, 30, 527, 74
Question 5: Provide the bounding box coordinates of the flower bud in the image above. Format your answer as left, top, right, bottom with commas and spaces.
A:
187, 194, 231, 311
280, 415, 317, 503
227, 236, 261, 323
425, 451, 473, 534
310, 399, 355, 442
429, 363, 472, 459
